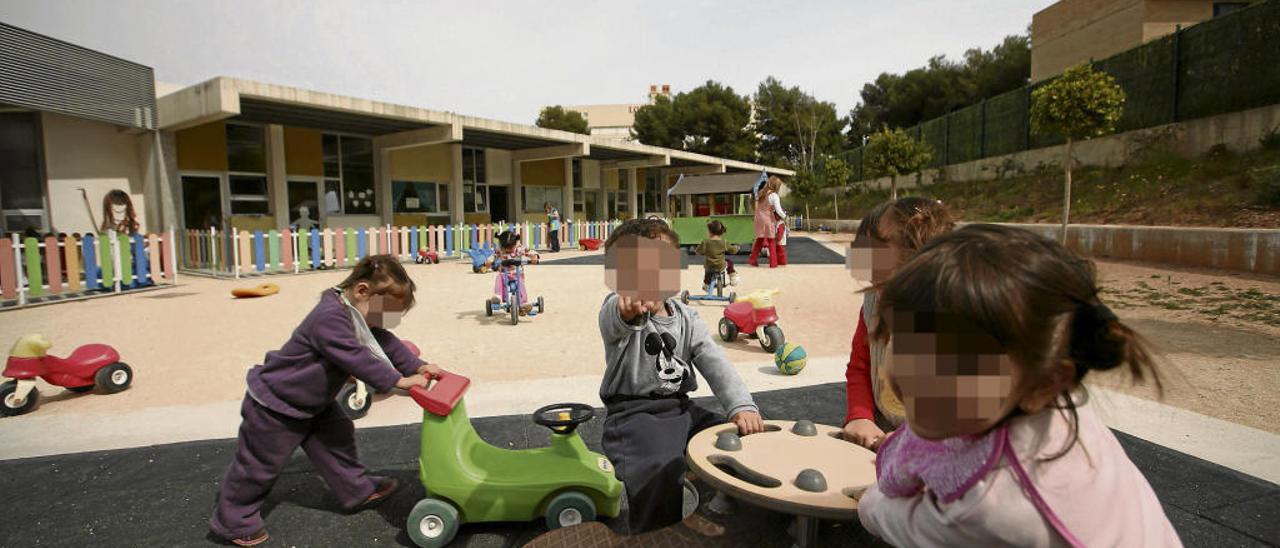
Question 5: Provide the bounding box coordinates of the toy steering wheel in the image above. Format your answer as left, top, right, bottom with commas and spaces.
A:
533, 403, 595, 434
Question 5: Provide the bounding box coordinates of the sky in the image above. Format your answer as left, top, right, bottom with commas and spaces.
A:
0, 0, 1057, 124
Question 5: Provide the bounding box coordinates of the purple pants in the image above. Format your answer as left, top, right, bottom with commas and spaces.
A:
209, 394, 378, 540
493, 269, 528, 304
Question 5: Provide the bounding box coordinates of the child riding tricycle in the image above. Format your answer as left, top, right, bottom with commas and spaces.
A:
405, 371, 622, 547
484, 231, 544, 325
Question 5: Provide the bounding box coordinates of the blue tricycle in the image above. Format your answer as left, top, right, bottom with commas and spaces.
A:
680, 268, 736, 306
486, 258, 545, 325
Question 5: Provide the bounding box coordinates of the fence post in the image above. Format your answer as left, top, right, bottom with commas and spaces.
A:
979, 99, 987, 159
12, 235, 25, 307
109, 230, 123, 293
1171, 24, 1181, 124
168, 228, 179, 284
232, 228, 240, 280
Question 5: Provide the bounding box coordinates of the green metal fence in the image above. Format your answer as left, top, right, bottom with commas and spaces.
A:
838, 0, 1280, 182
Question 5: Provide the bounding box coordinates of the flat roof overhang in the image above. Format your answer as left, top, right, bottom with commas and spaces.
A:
156, 77, 794, 175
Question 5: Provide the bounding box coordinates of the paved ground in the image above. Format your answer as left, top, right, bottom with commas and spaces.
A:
539, 237, 844, 266
0, 383, 1275, 548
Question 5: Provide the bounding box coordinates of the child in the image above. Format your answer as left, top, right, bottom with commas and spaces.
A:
857, 224, 1180, 547
598, 218, 765, 535
693, 219, 740, 290
487, 230, 540, 314
209, 255, 440, 546
843, 197, 955, 450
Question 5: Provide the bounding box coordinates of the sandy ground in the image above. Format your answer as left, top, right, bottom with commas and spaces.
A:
1, 232, 1277, 449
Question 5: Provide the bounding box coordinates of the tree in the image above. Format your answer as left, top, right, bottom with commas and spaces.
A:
631, 81, 758, 162
675, 81, 758, 162
536, 106, 590, 134
1030, 63, 1125, 242
864, 127, 933, 200
754, 76, 847, 173
631, 94, 683, 148
845, 33, 1030, 147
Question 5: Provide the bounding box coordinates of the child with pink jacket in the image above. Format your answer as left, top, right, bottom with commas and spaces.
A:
857, 224, 1180, 547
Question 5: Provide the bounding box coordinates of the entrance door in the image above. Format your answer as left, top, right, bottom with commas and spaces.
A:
584, 190, 599, 221
287, 179, 322, 230
489, 186, 509, 223
182, 175, 224, 231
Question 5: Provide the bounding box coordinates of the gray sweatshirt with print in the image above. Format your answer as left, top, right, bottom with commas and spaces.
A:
597, 293, 758, 419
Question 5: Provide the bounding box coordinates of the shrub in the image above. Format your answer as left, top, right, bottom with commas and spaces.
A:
1253, 169, 1280, 207
1261, 126, 1280, 151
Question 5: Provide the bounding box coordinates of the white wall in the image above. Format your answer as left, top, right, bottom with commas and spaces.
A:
41, 112, 148, 234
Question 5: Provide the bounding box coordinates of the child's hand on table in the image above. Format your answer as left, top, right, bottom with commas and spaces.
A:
396, 374, 432, 391
732, 411, 765, 435
843, 418, 886, 450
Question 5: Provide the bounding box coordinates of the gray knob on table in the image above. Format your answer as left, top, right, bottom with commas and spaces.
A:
715, 431, 742, 451
791, 420, 817, 436
795, 469, 828, 492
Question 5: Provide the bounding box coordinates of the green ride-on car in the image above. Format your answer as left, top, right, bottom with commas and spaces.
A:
405, 371, 623, 547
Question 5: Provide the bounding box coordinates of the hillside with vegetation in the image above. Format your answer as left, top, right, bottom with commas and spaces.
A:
792, 134, 1280, 228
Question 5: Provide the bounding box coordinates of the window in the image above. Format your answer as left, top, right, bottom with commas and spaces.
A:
643, 170, 663, 213
522, 186, 563, 213
319, 134, 376, 215
572, 160, 585, 215
606, 190, 629, 218
393, 181, 448, 213
463, 182, 489, 213
0, 112, 46, 233
462, 148, 488, 214
1213, 2, 1249, 16
229, 175, 269, 215
225, 124, 270, 215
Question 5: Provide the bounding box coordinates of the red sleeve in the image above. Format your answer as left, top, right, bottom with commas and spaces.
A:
845, 309, 876, 425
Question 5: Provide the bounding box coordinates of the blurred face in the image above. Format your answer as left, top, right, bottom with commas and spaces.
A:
847, 230, 897, 285
366, 294, 407, 329
886, 309, 1021, 440
605, 234, 682, 302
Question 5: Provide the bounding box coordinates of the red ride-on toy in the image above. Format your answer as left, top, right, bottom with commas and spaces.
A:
2, 334, 133, 416
719, 289, 785, 353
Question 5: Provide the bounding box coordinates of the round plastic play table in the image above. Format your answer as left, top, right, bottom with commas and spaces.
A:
685, 419, 877, 548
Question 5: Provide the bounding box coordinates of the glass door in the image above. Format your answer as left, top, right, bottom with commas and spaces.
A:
287, 179, 322, 230
181, 175, 224, 231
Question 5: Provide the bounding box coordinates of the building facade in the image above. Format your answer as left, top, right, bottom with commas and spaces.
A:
1031, 0, 1258, 82
563, 84, 671, 140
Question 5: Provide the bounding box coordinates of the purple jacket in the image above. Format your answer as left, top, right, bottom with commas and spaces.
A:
246, 289, 424, 419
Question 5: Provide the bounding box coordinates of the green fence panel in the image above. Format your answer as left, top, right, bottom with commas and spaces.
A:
1096, 35, 1176, 132
1177, 1, 1280, 121
98, 232, 114, 288
22, 237, 42, 297
298, 231, 310, 269
345, 230, 357, 264
919, 118, 948, 168
983, 87, 1028, 158
947, 103, 984, 164
269, 230, 281, 272
118, 233, 133, 286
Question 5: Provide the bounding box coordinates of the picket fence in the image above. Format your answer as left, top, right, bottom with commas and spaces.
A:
0, 229, 179, 309
185, 220, 622, 278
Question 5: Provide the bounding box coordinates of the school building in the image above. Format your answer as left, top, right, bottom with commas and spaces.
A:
1, 22, 791, 242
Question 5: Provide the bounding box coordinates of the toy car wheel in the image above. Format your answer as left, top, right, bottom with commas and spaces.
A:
485, 299, 493, 317
537, 296, 545, 314
95, 363, 132, 394
0, 381, 38, 416
337, 383, 371, 420
65, 385, 95, 393
407, 497, 460, 548
760, 325, 785, 354
718, 318, 738, 342
680, 290, 690, 305
544, 491, 597, 530
431, 255, 440, 264
728, 292, 737, 304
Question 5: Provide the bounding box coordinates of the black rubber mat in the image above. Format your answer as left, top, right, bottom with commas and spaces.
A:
0, 382, 1275, 547
539, 237, 844, 266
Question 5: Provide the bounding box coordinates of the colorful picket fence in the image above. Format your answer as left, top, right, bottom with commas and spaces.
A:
0, 229, 178, 309
213, 219, 623, 278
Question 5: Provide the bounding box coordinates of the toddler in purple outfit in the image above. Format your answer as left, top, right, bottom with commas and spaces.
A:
209, 255, 440, 546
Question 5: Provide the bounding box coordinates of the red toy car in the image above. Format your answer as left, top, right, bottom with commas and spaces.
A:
719, 289, 785, 353
415, 249, 440, 264
2, 334, 133, 416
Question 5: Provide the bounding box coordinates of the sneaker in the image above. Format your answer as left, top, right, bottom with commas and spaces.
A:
352, 477, 399, 512
730, 273, 740, 286
231, 530, 269, 547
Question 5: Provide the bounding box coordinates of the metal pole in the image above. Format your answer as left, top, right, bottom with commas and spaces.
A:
13, 235, 26, 307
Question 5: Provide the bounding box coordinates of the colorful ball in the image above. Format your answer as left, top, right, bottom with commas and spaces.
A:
774, 342, 807, 375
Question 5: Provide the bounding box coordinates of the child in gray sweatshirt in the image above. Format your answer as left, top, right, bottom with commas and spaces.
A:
597, 218, 764, 535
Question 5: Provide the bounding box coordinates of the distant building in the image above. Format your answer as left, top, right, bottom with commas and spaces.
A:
563, 84, 672, 141
1031, 0, 1258, 82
